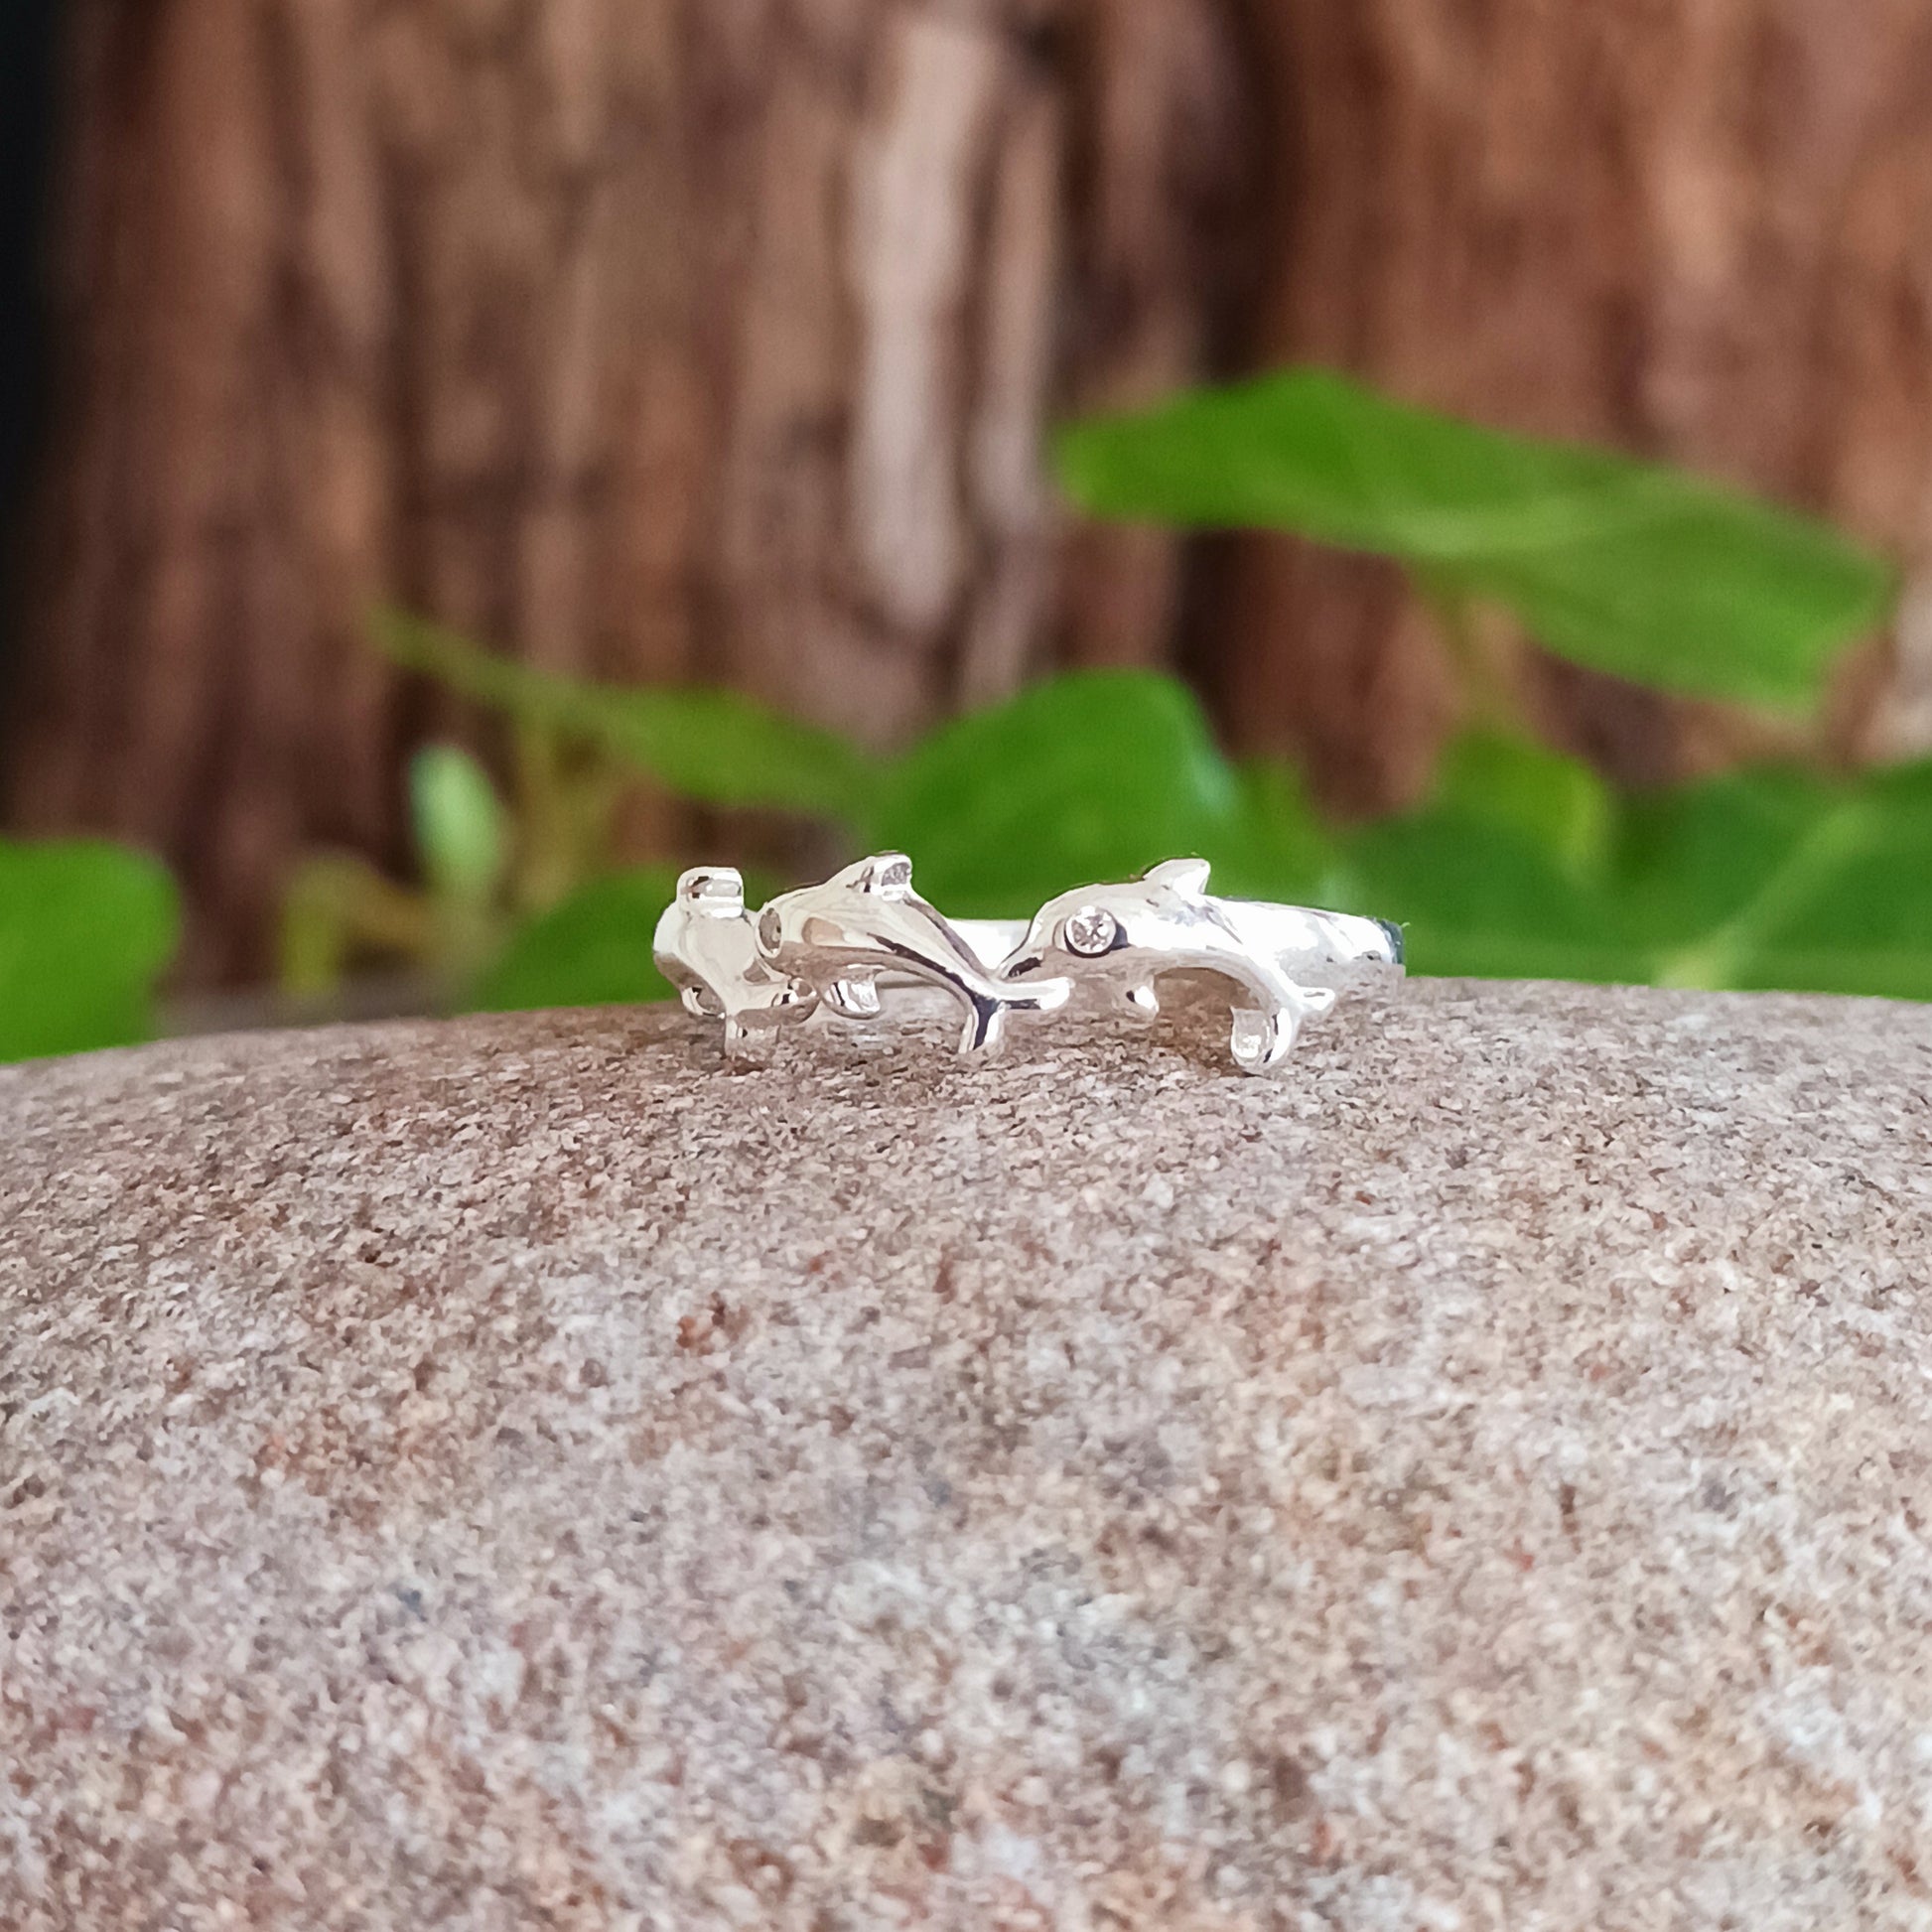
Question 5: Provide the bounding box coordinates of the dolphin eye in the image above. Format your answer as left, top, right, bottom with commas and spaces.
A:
1061, 906, 1119, 958
757, 906, 783, 954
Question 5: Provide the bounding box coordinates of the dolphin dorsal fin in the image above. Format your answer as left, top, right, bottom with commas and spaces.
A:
677, 867, 746, 913
1143, 857, 1211, 894
843, 852, 915, 897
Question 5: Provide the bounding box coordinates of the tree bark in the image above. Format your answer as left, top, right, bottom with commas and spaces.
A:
5, 0, 1255, 980
1214, 0, 1932, 809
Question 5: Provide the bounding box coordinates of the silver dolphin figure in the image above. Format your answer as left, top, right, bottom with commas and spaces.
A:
754, 853, 1071, 1058
652, 867, 818, 1050
996, 857, 1402, 1074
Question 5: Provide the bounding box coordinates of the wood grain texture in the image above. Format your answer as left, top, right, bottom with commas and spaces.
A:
6, 0, 1254, 978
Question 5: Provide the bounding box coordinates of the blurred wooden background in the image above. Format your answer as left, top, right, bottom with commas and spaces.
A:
7, 0, 1932, 979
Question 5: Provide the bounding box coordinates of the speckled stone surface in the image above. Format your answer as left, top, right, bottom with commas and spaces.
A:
3, 982, 1932, 1930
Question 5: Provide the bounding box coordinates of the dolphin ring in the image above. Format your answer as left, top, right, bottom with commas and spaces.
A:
652, 854, 1403, 1077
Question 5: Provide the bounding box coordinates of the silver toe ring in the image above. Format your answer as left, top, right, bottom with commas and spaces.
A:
653, 854, 1403, 1077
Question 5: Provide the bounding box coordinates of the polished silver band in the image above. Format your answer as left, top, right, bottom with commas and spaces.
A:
948, 906, 1404, 990
654, 854, 1403, 1077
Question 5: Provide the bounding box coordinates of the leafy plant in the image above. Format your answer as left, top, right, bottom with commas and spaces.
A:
1335, 735, 1932, 997
871, 674, 1249, 912
0, 840, 179, 1061
471, 868, 682, 1013
333, 619, 1271, 1013
327, 617, 1932, 1018
1059, 367, 1892, 711
279, 719, 638, 1005
11, 366, 1911, 1066
284, 368, 1921, 1022
377, 612, 875, 823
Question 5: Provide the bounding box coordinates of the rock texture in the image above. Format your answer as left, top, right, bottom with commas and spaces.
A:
3, 981, 1932, 1930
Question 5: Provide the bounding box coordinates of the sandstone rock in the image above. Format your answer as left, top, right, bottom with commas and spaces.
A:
3, 982, 1931, 1929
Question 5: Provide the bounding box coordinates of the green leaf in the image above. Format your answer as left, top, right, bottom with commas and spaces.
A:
1059, 367, 1894, 709
869, 671, 1242, 915
411, 745, 508, 906
1337, 812, 1647, 985
0, 841, 180, 1061
1465, 501, 1884, 715
469, 869, 682, 1013
1632, 761, 1932, 998
1341, 752, 1932, 1002
376, 610, 881, 824
1609, 766, 1838, 962
1432, 731, 1614, 883
1733, 823, 1932, 1001
1207, 760, 1338, 901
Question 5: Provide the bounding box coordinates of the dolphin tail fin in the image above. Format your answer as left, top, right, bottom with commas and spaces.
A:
1229, 1007, 1301, 1075
1230, 1009, 1291, 1074
959, 977, 1070, 1058
960, 993, 1009, 1059
1229, 986, 1336, 1075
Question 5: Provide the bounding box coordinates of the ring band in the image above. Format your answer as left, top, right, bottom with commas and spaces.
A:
947, 908, 1403, 990
653, 854, 1402, 1077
